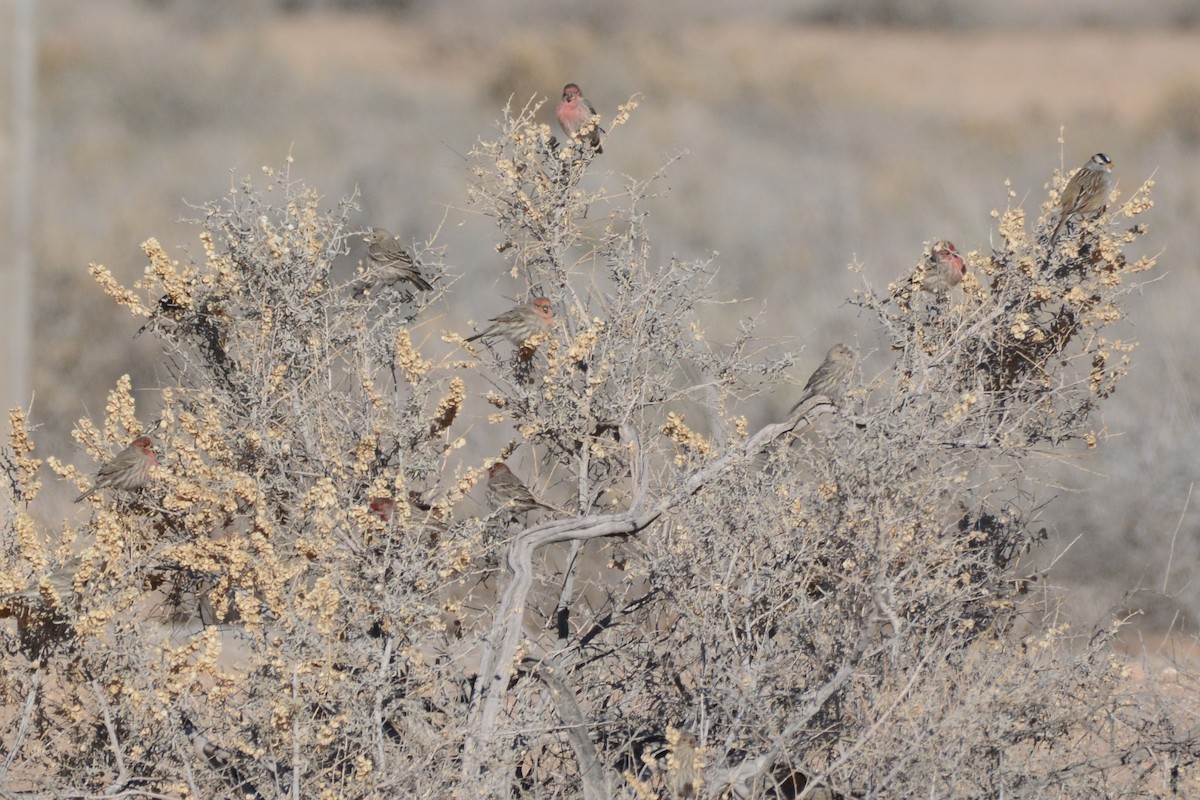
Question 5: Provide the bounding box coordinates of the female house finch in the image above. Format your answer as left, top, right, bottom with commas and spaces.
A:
789, 344, 856, 414
363, 228, 433, 291
487, 462, 557, 516
1049, 153, 1114, 245
74, 436, 158, 502
464, 297, 554, 346
556, 83, 603, 154
920, 239, 966, 292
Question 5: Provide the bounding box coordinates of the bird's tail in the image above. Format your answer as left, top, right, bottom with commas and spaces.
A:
788, 391, 815, 416
1048, 216, 1066, 247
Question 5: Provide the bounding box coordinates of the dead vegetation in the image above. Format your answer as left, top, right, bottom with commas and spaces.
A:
2, 99, 1196, 799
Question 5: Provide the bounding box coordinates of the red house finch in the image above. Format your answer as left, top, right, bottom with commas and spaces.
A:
464, 297, 554, 346
368, 497, 395, 522
487, 462, 557, 515
789, 344, 856, 413
556, 83, 603, 154
74, 436, 158, 502
920, 240, 966, 292
363, 228, 433, 291
1049, 153, 1113, 245
368, 494, 446, 543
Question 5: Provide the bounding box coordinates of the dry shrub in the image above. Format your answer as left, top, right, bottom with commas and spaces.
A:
2, 100, 1196, 798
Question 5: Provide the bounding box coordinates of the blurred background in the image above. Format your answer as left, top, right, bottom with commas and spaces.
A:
1, 0, 1199, 635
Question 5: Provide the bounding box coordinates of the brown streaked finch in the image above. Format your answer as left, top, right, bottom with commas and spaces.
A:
920, 240, 966, 292
464, 297, 554, 346
75, 436, 158, 503
363, 228, 433, 291
789, 344, 856, 413
556, 83, 603, 154
487, 462, 557, 516
1049, 153, 1113, 246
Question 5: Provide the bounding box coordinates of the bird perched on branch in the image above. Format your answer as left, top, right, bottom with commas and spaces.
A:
920, 240, 966, 292
363, 228, 433, 291
556, 83, 604, 154
487, 462, 558, 516
368, 497, 395, 522
464, 297, 554, 346
789, 344, 856, 414
369, 493, 447, 543
75, 436, 158, 502
1049, 153, 1113, 246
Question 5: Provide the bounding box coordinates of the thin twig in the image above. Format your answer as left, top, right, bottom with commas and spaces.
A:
91, 679, 129, 792
0, 668, 40, 780
1163, 481, 1192, 593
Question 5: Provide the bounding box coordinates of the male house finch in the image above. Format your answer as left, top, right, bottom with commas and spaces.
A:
920, 239, 966, 292
556, 83, 603, 154
464, 297, 554, 346
1049, 153, 1114, 246
368, 497, 395, 523
487, 462, 557, 516
789, 344, 856, 414
75, 436, 158, 502
363, 228, 433, 291
369, 494, 447, 541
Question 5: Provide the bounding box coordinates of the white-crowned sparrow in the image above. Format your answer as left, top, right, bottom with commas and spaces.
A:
1049, 153, 1113, 245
